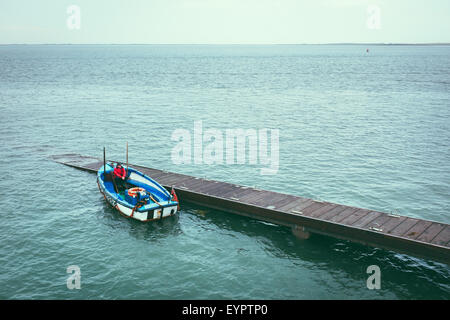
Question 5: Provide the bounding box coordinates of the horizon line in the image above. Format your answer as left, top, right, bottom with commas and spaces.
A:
1, 42, 450, 46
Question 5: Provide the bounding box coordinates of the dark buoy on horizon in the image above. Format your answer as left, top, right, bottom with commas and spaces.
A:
366, 48, 369, 53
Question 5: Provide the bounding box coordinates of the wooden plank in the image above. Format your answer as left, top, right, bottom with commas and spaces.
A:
288, 199, 317, 214
264, 192, 293, 204
252, 192, 292, 208
177, 177, 209, 189
207, 183, 241, 198
363, 214, 393, 231
191, 182, 229, 195
271, 195, 304, 211
172, 176, 200, 189
84, 161, 103, 171
169, 174, 195, 184
246, 191, 281, 206
220, 187, 258, 201
320, 205, 349, 221
416, 223, 446, 243
203, 182, 234, 195
238, 190, 270, 203
276, 197, 310, 212
328, 207, 359, 223
350, 211, 383, 228
340, 209, 371, 226
195, 181, 226, 195
191, 179, 224, 193
155, 173, 187, 186
300, 202, 328, 216
388, 218, 420, 236
403, 220, 433, 240
305, 203, 338, 218
431, 226, 450, 246
224, 187, 253, 199
194, 180, 222, 194
185, 178, 211, 189
188, 182, 214, 194
190, 178, 223, 190
378, 215, 407, 234
178, 177, 206, 190
163, 175, 195, 187
205, 181, 236, 192
70, 157, 99, 165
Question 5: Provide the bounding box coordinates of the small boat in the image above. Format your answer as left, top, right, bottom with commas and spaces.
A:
97, 161, 179, 222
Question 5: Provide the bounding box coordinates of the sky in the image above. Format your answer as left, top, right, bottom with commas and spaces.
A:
0, 0, 449, 44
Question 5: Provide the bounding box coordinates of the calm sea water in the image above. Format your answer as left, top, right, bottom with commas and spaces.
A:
0, 44, 449, 299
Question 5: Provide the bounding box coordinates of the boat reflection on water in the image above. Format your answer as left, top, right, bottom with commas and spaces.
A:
98, 198, 182, 242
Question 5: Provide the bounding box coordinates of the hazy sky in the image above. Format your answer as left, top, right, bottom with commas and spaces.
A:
0, 0, 449, 44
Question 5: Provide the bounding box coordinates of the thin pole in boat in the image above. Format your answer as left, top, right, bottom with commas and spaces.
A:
103, 147, 106, 175
105, 147, 118, 193
126, 141, 128, 176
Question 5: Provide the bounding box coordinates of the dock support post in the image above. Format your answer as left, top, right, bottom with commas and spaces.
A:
292, 225, 310, 240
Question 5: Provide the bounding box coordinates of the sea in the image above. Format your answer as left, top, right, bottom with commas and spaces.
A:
0, 44, 449, 299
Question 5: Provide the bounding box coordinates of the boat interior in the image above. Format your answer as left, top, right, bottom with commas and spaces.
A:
102, 171, 164, 204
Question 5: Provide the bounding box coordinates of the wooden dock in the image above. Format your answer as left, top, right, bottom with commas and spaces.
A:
52, 153, 450, 264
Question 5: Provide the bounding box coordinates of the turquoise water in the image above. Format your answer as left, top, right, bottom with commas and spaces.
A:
0, 44, 449, 299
